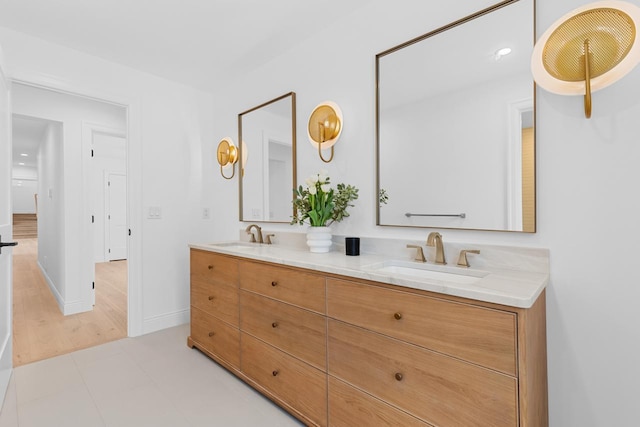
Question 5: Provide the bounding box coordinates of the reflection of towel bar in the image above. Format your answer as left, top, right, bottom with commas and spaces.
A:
405, 213, 466, 218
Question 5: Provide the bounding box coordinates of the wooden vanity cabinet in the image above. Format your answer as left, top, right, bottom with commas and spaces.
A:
187, 250, 240, 371
188, 250, 548, 427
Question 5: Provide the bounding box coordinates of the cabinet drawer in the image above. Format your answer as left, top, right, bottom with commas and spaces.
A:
191, 279, 239, 327
241, 290, 326, 370
328, 320, 517, 427
327, 278, 516, 375
241, 333, 327, 427
328, 377, 432, 427
239, 261, 325, 314
190, 306, 240, 368
190, 250, 239, 287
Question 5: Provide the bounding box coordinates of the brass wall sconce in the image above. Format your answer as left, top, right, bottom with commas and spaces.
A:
217, 137, 238, 179
307, 101, 343, 163
531, 1, 640, 118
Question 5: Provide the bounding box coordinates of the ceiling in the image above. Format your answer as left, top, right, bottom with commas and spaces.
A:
0, 0, 372, 92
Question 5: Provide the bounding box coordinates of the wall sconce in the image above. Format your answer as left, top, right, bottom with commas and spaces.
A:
307, 101, 343, 163
531, 1, 640, 118
217, 137, 238, 179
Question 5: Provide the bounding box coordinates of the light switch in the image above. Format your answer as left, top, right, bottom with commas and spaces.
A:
202, 208, 210, 219
148, 207, 162, 219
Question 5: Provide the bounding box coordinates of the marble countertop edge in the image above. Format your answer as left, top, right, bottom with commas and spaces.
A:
189, 242, 548, 309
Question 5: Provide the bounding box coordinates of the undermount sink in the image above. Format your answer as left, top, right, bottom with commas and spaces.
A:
364, 260, 487, 285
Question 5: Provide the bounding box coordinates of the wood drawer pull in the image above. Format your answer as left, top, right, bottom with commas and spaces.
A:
271, 281, 278, 287
272, 322, 278, 328
272, 370, 279, 377
208, 331, 215, 337
395, 372, 403, 381
207, 265, 214, 270
394, 312, 403, 320
208, 296, 215, 301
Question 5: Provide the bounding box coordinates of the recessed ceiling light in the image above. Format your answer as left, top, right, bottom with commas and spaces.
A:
494, 47, 512, 61
18, 162, 25, 165
20, 153, 28, 157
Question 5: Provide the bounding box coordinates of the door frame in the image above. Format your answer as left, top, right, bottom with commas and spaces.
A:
11, 72, 143, 337
0, 44, 13, 405
83, 123, 127, 305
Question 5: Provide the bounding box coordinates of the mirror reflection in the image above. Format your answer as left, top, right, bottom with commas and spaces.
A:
376, 0, 535, 232
239, 92, 296, 223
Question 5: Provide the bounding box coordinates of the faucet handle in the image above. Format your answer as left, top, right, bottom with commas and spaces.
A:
406, 244, 426, 262
265, 234, 275, 245
457, 249, 480, 267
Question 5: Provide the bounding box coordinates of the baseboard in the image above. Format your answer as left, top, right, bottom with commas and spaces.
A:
36, 261, 92, 316
142, 308, 190, 335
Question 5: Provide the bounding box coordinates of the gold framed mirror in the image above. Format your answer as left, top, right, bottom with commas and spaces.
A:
239, 92, 297, 223
376, 0, 536, 232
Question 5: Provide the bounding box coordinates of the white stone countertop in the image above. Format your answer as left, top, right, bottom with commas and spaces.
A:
189, 240, 549, 309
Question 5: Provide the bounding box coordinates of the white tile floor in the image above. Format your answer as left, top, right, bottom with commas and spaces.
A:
0, 324, 303, 427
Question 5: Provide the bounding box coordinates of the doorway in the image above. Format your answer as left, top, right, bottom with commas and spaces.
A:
11, 84, 129, 366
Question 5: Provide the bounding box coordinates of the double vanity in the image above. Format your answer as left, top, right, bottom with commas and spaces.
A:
187, 237, 548, 426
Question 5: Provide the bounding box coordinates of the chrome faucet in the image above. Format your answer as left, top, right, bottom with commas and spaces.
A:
245, 224, 263, 243
426, 232, 446, 265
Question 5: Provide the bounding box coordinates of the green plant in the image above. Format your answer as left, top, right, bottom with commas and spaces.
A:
291, 170, 359, 227
379, 188, 389, 206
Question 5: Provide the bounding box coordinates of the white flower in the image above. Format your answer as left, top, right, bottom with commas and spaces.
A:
318, 169, 329, 181
320, 184, 331, 193
305, 177, 315, 187
308, 185, 317, 195
308, 174, 319, 184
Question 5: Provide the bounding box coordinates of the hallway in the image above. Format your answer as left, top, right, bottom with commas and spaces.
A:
12, 238, 127, 366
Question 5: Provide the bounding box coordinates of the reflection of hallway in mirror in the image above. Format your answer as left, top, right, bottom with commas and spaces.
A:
12, 238, 127, 366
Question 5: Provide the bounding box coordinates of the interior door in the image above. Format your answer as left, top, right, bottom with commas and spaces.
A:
0, 45, 15, 404
107, 172, 127, 261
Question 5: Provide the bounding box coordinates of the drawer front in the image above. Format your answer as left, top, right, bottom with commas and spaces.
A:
328, 377, 432, 427
241, 290, 326, 370
191, 279, 239, 327
328, 320, 518, 427
190, 306, 240, 368
239, 261, 325, 313
241, 333, 327, 427
327, 278, 517, 375
190, 249, 239, 287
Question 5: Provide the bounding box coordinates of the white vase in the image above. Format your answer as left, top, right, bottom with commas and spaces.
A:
306, 226, 332, 253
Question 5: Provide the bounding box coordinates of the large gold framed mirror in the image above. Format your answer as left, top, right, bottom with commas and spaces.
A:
239, 92, 297, 222
376, 0, 536, 232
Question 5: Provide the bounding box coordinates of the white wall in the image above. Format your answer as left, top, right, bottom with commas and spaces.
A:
0, 27, 214, 334
11, 178, 37, 213
11, 83, 126, 314
36, 123, 65, 302
12, 148, 39, 214
206, 1, 640, 425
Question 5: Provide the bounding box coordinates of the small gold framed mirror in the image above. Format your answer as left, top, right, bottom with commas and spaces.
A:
217, 137, 238, 179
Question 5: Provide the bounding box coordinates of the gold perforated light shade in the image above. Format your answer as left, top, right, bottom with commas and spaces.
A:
216, 137, 238, 179
532, 1, 640, 96
307, 101, 343, 163
543, 8, 634, 81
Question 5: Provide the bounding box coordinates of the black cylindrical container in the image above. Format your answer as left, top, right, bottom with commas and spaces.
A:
345, 237, 360, 256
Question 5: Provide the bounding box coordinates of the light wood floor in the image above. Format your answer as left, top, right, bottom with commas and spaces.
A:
12, 238, 128, 366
